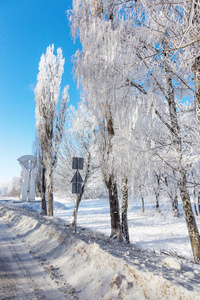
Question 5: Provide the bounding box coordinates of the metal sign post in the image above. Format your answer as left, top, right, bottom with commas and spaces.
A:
71, 157, 84, 194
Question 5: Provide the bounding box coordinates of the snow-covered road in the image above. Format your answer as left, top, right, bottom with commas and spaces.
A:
0, 218, 72, 300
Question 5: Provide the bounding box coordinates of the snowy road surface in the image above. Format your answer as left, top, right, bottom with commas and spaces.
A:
0, 219, 71, 300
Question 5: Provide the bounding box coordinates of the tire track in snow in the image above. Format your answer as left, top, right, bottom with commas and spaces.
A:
0, 219, 73, 300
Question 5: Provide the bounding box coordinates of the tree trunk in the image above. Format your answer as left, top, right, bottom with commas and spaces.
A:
165, 172, 179, 217
41, 165, 47, 215
103, 111, 122, 241
139, 185, 145, 212
155, 174, 160, 212
194, 203, 198, 216
165, 62, 200, 262
106, 175, 122, 241
47, 167, 53, 216
48, 189, 53, 216
142, 196, 145, 213
198, 192, 200, 214
194, 189, 199, 216
179, 171, 200, 262
72, 194, 82, 232
121, 177, 130, 244
172, 171, 179, 217
193, 0, 200, 120
172, 192, 179, 217
156, 194, 160, 211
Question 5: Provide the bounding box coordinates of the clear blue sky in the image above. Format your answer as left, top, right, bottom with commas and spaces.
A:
0, 0, 81, 183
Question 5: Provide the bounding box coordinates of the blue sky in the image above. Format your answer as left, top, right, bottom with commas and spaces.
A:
0, 0, 81, 183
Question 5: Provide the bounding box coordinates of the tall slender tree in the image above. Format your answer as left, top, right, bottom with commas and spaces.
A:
69, 0, 124, 240
34, 45, 69, 216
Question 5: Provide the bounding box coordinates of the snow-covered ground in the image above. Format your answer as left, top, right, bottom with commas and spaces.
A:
53, 196, 199, 261
0, 196, 200, 299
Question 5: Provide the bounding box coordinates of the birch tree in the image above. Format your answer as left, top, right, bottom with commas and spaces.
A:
133, 0, 200, 262
69, 0, 155, 241
69, 0, 200, 259
34, 45, 69, 216
69, 0, 124, 240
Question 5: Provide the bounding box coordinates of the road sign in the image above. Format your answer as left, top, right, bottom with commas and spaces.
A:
72, 157, 78, 169
71, 157, 84, 194
78, 158, 84, 170
72, 183, 82, 194
72, 157, 84, 170
71, 170, 83, 183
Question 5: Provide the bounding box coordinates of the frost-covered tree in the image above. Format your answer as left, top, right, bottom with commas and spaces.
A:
69, 0, 155, 241
55, 99, 97, 228
34, 45, 69, 216
68, 0, 200, 260
132, 0, 200, 262
7, 175, 22, 198
69, 0, 124, 240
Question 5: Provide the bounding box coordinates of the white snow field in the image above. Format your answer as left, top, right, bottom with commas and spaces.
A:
0, 197, 200, 299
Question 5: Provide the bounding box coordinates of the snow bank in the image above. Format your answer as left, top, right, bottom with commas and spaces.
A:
0, 204, 200, 300
162, 257, 182, 270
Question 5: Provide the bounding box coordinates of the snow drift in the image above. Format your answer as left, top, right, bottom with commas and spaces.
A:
0, 203, 200, 300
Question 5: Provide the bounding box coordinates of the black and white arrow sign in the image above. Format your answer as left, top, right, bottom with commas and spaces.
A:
71, 157, 84, 194
71, 170, 83, 184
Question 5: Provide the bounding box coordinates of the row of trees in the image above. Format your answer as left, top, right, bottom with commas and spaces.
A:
34, 1, 200, 263
67, 0, 200, 262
